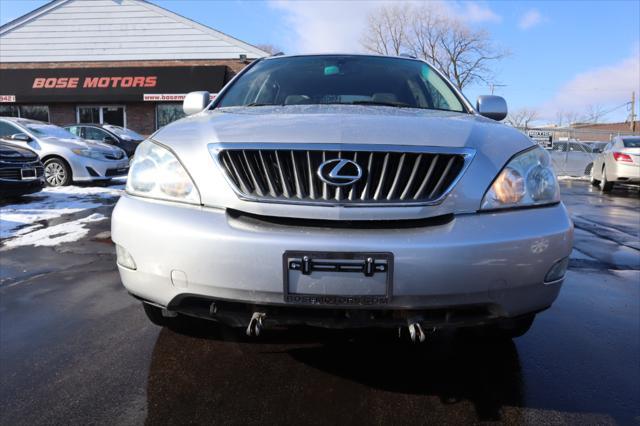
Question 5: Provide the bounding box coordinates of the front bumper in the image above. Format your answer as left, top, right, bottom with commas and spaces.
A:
112, 196, 573, 326
0, 177, 44, 197
68, 155, 129, 181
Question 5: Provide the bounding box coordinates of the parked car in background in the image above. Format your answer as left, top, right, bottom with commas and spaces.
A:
64, 123, 144, 158
113, 54, 573, 342
549, 140, 594, 176
0, 117, 129, 187
590, 136, 640, 191
0, 140, 45, 198
584, 141, 608, 154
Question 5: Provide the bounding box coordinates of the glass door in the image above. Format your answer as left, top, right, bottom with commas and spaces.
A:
102, 106, 125, 126
77, 106, 126, 127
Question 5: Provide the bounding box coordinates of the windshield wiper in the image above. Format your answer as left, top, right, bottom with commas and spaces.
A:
351, 100, 413, 108
245, 102, 280, 107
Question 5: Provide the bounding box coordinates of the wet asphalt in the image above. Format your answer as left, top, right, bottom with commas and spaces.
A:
0, 181, 638, 425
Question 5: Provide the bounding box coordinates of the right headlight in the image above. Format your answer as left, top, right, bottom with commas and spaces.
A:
481, 146, 560, 210
126, 140, 201, 205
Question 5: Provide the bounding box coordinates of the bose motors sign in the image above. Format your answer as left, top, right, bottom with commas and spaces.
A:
0, 66, 227, 102
32, 76, 158, 89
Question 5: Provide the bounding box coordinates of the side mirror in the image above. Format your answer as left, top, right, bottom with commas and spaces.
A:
183, 91, 211, 115
9, 133, 32, 142
476, 95, 507, 121
103, 136, 117, 144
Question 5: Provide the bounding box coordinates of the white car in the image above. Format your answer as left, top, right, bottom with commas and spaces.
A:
590, 136, 640, 191
0, 117, 129, 186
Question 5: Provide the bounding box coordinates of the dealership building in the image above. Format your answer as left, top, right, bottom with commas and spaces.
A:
0, 0, 267, 135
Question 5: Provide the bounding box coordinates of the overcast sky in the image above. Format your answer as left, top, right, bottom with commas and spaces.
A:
1, 0, 639, 124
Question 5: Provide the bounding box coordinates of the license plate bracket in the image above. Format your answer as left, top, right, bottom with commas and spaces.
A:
283, 251, 393, 306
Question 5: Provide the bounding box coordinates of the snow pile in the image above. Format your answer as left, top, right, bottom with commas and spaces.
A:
0, 184, 123, 244
2, 213, 108, 249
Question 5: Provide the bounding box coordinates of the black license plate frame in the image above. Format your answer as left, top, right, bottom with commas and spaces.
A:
282, 251, 393, 306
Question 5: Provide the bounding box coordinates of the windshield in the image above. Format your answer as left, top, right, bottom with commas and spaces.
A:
622, 137, 640, 148
216, 55, 467, 112
23, 122, 79, 139
104, 125, 143, 140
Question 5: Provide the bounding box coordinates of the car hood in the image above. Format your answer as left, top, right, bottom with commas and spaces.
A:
40, 137, 123, 155
152, 105, 536, 220
0, 141, 38, 161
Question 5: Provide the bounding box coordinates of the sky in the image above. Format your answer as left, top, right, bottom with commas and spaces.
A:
1, 0, 639, 124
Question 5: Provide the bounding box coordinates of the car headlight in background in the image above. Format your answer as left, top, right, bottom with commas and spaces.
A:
71, 148, 103, 160
126, 140, 201, 204
481, 146, 559, 210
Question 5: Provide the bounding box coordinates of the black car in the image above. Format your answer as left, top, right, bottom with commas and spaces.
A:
0, 141, 45, 198
64, 123, 144, 158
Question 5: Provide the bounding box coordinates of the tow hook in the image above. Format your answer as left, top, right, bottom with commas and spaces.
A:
246, 312, 266, 337
408, 322, 426, 343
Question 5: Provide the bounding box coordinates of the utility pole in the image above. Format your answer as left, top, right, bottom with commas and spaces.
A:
631, 91, 636, 132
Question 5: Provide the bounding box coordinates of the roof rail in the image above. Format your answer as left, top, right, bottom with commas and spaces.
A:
271, 52, 285, 57
399, 53, 417, 59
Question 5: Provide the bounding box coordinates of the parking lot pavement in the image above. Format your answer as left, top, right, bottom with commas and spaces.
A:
0, 180, 638, 425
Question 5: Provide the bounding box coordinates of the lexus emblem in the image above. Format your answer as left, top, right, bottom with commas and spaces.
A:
317, 158, 363, 186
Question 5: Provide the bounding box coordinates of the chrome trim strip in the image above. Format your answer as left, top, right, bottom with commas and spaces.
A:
208, 143, 476, 207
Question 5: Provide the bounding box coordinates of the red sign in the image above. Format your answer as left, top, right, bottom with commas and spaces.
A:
32, 76, 157, 89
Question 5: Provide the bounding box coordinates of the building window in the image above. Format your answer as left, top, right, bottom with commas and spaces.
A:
156, 103, 186, 129
77, 105, 126, 127
0, 105, 50, 121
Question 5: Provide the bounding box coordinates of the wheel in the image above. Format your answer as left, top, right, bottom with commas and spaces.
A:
143, 302, 169, 327
584, 163, 593, 176
600, 167, 613, 192
44, 158, 72, 186
482, 314, 536, 340
590, 171, 600, 186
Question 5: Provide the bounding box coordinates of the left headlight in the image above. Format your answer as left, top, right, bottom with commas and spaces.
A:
126, 140, 201, 205
481, 146, 560, 210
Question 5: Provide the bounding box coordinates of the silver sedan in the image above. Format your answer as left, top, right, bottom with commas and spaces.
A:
0, 117, 129, 186
590, 136, 640, 191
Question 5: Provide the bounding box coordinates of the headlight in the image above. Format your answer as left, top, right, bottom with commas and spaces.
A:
126, 140, 200, 204
71, 148, 103, 159
481, 146, 560, 210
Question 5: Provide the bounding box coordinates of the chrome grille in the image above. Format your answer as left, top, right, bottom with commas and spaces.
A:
215, 145, 473, 206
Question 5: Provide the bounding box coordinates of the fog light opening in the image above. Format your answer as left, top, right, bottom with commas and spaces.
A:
544, 257, 569, 283
116, 244, 137, 270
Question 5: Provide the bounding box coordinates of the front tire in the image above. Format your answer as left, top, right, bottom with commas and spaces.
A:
44, 158, 72, 187
600, 167, 614, 192
584, 163, 593, 176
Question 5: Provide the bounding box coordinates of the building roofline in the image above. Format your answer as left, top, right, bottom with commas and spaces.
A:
137, 0, 268, 58
0, 0, 269, 58
0, 0, 68, 35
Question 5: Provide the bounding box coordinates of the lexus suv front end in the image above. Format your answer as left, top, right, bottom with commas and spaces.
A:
112, 54, 573, 340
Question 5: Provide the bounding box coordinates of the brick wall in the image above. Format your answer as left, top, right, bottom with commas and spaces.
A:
126, 103, 156, 135
48, 104, 76, 126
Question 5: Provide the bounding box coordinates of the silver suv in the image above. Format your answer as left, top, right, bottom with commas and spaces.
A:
112, 54, 573, 341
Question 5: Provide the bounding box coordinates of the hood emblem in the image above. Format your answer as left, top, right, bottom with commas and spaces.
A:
317, 158, 363, 186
